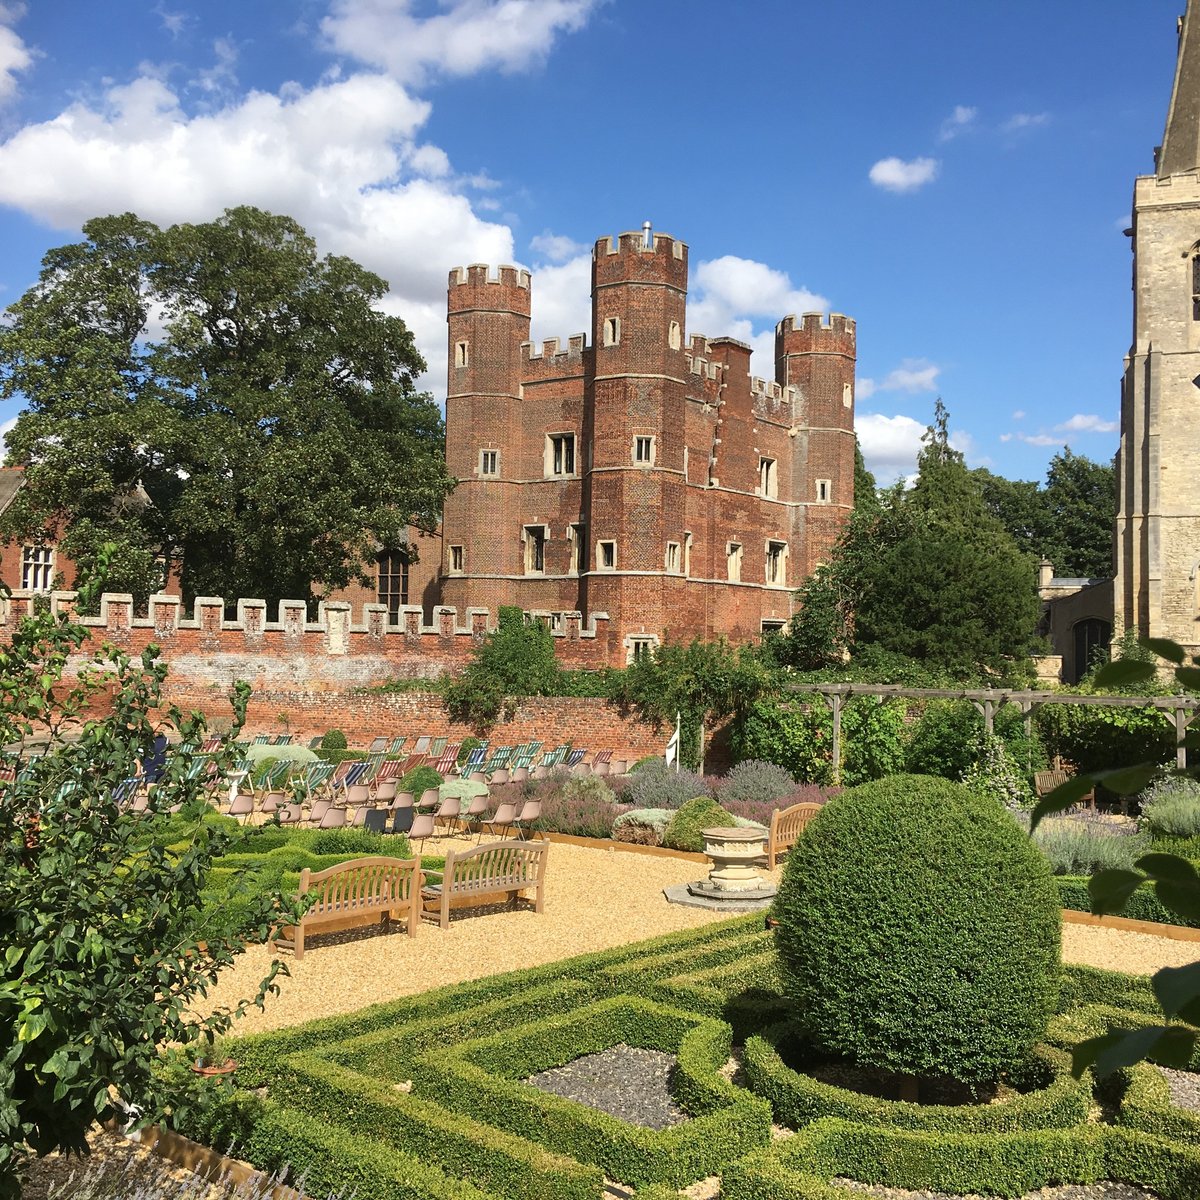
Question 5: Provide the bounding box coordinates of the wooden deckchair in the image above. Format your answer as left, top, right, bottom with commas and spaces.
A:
433, 742, 461, 774
458, 742, 489, 775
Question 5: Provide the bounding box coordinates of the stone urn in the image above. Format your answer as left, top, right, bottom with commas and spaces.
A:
663, 825, 777, 911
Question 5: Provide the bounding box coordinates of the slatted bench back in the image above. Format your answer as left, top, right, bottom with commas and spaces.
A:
443, 841, 547, 895
301, 855, 421, 917
768, 802, 823, 868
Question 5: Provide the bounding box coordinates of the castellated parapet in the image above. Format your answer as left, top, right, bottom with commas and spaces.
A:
441, 225, 857, 656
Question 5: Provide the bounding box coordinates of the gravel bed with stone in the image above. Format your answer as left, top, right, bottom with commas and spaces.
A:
1155, 1064, 1200, 1112
832, 1182, 1158, 1200
527, 1043, 687, 1129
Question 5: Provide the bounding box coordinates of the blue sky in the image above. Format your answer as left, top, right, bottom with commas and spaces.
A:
0, 0, 1185, 483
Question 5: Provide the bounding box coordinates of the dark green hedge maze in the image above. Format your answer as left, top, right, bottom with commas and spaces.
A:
181, 917, 1200, 1199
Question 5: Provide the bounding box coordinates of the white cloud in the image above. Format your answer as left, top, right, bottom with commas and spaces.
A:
195, 37, 239, 98
1015, 432, 1058, 447
869, 155, 939, 193
1012, 409, 1026, 420
857, 413, 927, 484
938, 104, 977, 142
1003, 111, 1050, 133
153, 4, 188, 37
857, 358, 940, 399
0, 4, 32, 103
530, 230, 587, 264
1054, 413, 1118, 434
321, 0, 601, 87
527, 251, 591, 346
0, 70, 514, 391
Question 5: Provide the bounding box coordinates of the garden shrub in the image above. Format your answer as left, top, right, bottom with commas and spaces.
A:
1035, 696, 1175, 776
611, 808, 672, 845
401, 765, 443, 796
840, 697, 907, 785
1030, 815, 1148, 876
962, 731, 1034, 810
456, 736, 483, 767
534, 777, 627, 839
772, 774, 1061, 1085
1140, 775, 1200, 838
732, 700, 832, 785
629, 755, 662, 772
903, 700, 982, 780
622, 760, 710, 810
715, 759, 797, 805
321, 729, 348, 750
663, 796, 737, 853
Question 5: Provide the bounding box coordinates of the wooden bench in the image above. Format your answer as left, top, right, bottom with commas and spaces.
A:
421, 840, 548, 930
276, 855, 422, 960
1034, 768, 1095, 812
767, 802, 823, 870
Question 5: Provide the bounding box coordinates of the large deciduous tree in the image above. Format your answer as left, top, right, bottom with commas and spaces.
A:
0, 207, 453, 608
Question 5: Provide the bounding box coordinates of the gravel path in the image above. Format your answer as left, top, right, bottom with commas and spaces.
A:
1156, 1065, 1200, 1112
528, 1044, 687, 1129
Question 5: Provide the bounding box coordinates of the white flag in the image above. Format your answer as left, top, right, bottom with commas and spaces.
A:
664, 712, 681, 769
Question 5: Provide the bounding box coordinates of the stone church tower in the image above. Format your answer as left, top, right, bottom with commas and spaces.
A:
1115, 0, 1200, 656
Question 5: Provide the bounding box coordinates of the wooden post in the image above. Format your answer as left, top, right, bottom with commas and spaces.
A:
831, 693, 842, 786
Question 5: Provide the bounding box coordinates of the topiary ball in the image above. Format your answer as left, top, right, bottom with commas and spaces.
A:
772, 773, 1060, 1085
662, 796, 736, 853
320, 728, 348, 750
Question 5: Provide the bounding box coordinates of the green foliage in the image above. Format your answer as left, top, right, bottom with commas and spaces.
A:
962, 731, 1034, 810
779, 401, 1042, 678
611, 637, 774, 771
401, 766, 443, 795
904, 700, 983, 779
321, 729, 348, 750
0, 610, 300, 1195
662, 796, 736, 853
444, 607, 564, 729
840, 697, 908, 786
773, 775, 1061, 1085
456, 736, 483, 766
0, 208, 451, 608
731, 700, 832, 786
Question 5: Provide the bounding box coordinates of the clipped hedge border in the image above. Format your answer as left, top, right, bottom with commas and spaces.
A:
1119, 1062, 1200, 1145
268, 1051, 601, 1200
412, 995, 772, 1188
242, 1102, 502, 1200
1047, 1004, 1200, 1071
229, 914, 763, 1077
1057, 876, 1200, 930
649, 949, 788, 1040
1057, 962, 1160, 1015
742, 1028, 1089, 1134
720, 1118, 1200, 1200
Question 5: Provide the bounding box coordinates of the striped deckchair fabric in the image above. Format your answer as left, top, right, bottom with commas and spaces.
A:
563, 748, 587, 768
389, 736, 407, 755
301, 762, 335, 796
539, 745, 568, 768
510, 741, 542, 770
252, 734, 271, 745
377, 759, 405, 781
480, 746, 514, 775
400, 736, 432, 773
360, 752, 385, 782
458, 742, 488, 774
590, 749, 613, 768
272, 733, 294, 745
307, 736, 323, 750
368, 736, 388, 754
433, 742, 461, 774
343, 760, 372, 788
428, 736, 448, 759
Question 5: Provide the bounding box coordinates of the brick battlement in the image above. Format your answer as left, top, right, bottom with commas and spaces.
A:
776, 312, 857, 340
685, 350, 721, 381
1, 593, 616, 691
447, 263, 531, 290
594, 229, 687, 260
521, 333, 588, 369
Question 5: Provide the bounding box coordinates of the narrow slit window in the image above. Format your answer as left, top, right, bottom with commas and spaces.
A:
665, 542, 680, 573
524, 526, 547, 574
598, 540, 616, 570
603, 316, 621, 346
668, 320, 681, 350
766, 540, 788, 585
455, 340, 469, 367
759, 457, 777, 498
683, 531, 692, 577
726, 542, 742, 582
448, 545, 464, 574
816, 479, 831, 503
569, 523, 586, 573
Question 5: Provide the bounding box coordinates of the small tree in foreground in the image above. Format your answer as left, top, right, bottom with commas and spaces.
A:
0, 608, 300, 1198
773, 774, 1061, 1093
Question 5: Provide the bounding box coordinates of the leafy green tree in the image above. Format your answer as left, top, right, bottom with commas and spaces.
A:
443, 606, 564, 729
0, 607, 298, 1196
1039, 447, 1115, 580
612, 637, 774, 771
975, 468, 1043, 559
0, 207, 452, 609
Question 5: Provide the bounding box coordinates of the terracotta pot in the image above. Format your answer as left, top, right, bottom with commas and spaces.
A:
190, 1059, 237, 1077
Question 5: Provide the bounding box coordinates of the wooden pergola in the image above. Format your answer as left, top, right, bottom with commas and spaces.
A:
786, 683, 1200, 784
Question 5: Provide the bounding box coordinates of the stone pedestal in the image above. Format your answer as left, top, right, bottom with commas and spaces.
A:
663, 825, 778, 912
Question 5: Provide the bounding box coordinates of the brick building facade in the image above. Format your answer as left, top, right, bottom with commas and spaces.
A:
439, 226, 857, 661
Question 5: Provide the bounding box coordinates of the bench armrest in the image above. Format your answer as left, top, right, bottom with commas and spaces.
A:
422, 868, 444, 885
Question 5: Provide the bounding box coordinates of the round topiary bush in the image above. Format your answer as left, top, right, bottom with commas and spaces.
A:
320, 728, 348, 750
772, 774, 1060, 1087
662, 796, 737, 853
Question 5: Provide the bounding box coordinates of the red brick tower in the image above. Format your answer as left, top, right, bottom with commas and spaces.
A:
580, 228, 689, 647
441, 264, 531, 613
774, 313, 857, 576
